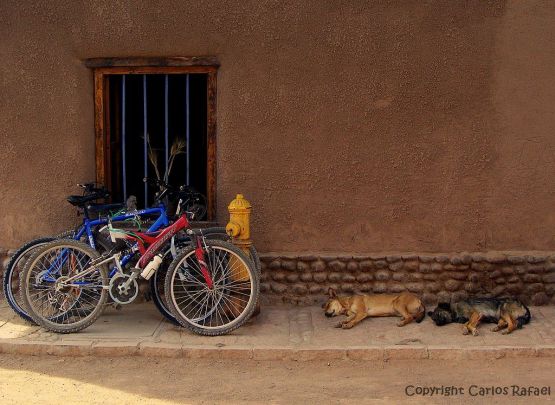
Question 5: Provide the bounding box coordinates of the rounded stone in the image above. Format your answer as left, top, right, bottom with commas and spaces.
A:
286, 273, 299, 283
386, 255, 401, 263
300, 272, 313, 282
309, 285, 324, 295
419, 263, 432, 273
444, 280, 461, 292
405, 282, 423, 293
328, 272, 342, 282
531, 292, 549, 306
328, 260, 346, 272
292, 283, 308, 295
260, 282, 270, 293
359, 260, 374, 270
374, 270, 390, 281
437, 291, 451, 303
374, 260, 387, 269
403, 261, 419, 271
523, 274, 541, 283
269, 259, 282, 270
281, 260, 297, 271
451, 291, 468, 302
372, 282, 388, 293
495, 277, 506, 284
464, 282, 481, 293
342, 273, 356, 282
392, 271, 407, 282
448, 272, 468, 281
471, 262, 492, 271
271, 271, 286, 282
527, 264, 546, 274
506, 283, 524, 294
422, 293, 437, 305
409, 272, 424, 281
507, 275, 521, 283
313, 272, 327, 283
356, 273, 372, 283
468, 272, 480, 283
359, 283, 372, 292
431, 263, 443, 272
389, 261, 403, 272
543, 273, 555, 283
340, 283, 356, 293
389, 283, 405, 293
270, 282, 287, 293
525, 283, 544, 293
346, 261, 359, 271
425, 282, 441, 292
297, 261, 310, 272
311, 260, 326, 272
422, 274, 437, 281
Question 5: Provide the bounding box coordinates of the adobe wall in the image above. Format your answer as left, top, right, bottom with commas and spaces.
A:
1, 1, 555, 258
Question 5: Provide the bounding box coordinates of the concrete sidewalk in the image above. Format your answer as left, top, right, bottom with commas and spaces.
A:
0, 300, 554, 360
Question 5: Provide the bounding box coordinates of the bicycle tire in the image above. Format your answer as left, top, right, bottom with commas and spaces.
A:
164, 239, 260, 336
2, 230, 77, 323
20, 239, 109, 333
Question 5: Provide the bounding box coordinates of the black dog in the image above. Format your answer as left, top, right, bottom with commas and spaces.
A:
428, 298, 531, 336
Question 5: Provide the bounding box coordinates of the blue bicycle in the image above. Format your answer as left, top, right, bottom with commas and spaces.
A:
3, 182, 228, 325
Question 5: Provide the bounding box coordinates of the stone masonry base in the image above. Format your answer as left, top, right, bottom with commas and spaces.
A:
2, 248, 555, 306
259, 252, 555, 306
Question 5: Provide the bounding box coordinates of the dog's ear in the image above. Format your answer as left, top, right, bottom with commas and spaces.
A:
328, 288, 337, 299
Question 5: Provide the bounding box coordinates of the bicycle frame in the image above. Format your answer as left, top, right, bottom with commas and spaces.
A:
58, 214, 214, 289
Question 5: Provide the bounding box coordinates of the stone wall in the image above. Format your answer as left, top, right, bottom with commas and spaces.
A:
2, 249, 554, 307
259, 252, 555, 306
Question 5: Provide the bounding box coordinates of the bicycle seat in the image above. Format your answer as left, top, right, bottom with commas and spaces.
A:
66, 191, 109, 207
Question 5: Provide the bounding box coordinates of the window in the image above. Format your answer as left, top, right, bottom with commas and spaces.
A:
86, 57, 218, 220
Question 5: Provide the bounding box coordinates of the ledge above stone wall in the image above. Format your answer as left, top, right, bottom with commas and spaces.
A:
259, 252, 555, 306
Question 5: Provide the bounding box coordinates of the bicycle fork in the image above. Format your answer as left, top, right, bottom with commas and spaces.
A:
193, 236, 214, 289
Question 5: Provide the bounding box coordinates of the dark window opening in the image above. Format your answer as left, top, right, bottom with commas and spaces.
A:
106, 74, 208, 214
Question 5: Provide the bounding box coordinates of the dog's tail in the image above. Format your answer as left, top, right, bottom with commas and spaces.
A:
517, 303, 531, 328
415, 303, 426, 323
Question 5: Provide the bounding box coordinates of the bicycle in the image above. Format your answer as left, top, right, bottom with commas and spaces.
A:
3, 181, 213, 324
19, 204, 259, 335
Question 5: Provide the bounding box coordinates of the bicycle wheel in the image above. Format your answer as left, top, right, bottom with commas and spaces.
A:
150, 231, 235, 325
2, 230, 77, 323
20, 239, 109, 333
164, 239, 260, 336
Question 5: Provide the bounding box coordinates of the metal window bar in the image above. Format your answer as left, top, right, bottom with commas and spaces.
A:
164, 75, 169, 179
143, 74, 148, 204
186, 74, 190, 185
121, 76, 127, 201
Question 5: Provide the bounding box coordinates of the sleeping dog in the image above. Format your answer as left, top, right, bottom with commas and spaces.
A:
322, 288, 425, 329
428, 298, 531, 335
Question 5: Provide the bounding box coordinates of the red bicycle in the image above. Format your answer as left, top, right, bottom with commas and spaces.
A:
20, 198, 259, 335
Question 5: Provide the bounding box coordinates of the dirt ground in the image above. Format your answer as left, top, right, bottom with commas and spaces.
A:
0, 355, 553, 404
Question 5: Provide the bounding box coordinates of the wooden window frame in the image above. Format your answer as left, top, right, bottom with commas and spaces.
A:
85, 57, 219, 220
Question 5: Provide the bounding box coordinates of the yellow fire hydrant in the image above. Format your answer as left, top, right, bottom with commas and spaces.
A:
226, 194, 259, 316
225, 194, 252, 255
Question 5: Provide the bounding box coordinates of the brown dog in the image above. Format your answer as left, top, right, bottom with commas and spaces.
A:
322, 288, 425, 329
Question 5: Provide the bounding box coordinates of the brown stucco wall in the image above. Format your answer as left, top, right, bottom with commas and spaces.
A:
1, 1, 555, 254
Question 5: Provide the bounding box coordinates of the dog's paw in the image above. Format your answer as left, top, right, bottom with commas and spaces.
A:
462, 327, 469, 335
396, 321, 406, 327
341, 323, 353, 329
471, 329, 479, 336
334, 322, 343, 328
501, 330, 511, 335
491, 327, 500, 332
